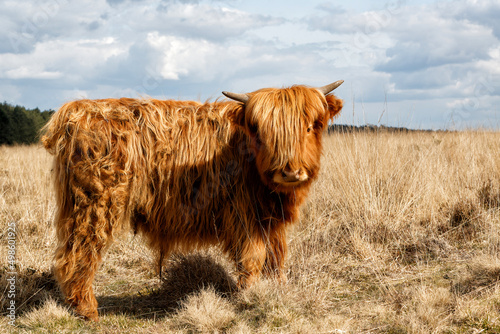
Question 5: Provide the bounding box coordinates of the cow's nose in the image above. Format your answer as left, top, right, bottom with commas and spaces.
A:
273, 167, 308, 185
281, 168, 302, 182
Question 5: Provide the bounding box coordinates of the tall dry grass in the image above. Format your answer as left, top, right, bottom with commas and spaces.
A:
1, 130, 500, 333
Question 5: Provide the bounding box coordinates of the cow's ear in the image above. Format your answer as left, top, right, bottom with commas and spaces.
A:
325, 94, 343, 120
227, 104, 246, 129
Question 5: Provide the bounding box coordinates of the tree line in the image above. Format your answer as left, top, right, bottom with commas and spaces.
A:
0, 102, 54, 145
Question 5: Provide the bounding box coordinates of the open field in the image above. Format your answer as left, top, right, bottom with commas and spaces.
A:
1, 130, 500, 333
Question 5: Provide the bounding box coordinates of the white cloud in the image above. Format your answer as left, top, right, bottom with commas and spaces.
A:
147, 32, 217, 80
376, 8, 496, 73
0, 37, 126, 82
5, 67, 61, 80
0, 0, 498, 128
306, 1, 500, 127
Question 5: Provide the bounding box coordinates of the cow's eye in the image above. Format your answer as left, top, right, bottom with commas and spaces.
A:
307, 127, 312, 133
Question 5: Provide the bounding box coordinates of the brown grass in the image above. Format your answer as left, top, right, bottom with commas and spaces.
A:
1, 130, 500, 333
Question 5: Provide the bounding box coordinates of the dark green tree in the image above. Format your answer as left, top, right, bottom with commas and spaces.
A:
0, 102, 54, 145
0, 106, 14, 145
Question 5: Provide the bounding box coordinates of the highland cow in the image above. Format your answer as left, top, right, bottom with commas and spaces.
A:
42, 81, 344, 320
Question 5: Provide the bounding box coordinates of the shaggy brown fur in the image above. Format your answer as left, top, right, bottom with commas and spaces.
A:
42, 84, 343, 321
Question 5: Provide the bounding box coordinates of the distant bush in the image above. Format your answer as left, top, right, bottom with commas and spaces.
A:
0, 102, 54, 145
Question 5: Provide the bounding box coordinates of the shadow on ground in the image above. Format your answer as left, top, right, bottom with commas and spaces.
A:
1, 254, 237, 320
0, 267, 61, 317
98, 253, 237, 319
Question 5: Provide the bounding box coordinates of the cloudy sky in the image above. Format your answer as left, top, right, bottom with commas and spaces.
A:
1, 0, 499, 129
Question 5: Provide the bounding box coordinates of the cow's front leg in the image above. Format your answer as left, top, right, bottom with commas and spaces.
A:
262, 223, 288, 283
235, 238, 267, 289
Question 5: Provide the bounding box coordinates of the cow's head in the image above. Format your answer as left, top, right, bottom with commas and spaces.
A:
224, 81, 343, 193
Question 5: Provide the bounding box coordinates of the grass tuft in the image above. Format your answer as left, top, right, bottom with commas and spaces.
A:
172, 288, 237, 333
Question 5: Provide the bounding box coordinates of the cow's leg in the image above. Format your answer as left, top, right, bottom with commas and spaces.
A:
235, 237, 267, 289
54, 236, 104, 320
54, 173, 122, 321
262, 223, 287, 283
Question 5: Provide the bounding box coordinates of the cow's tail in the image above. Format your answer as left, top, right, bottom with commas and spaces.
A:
41, 101, 81, 156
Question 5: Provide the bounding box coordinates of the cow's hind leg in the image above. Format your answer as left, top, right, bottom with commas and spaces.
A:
55, 231, 105, 320
54, 171, 125, 321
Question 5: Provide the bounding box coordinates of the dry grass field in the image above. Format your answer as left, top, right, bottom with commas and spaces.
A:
1, 129, 500, 333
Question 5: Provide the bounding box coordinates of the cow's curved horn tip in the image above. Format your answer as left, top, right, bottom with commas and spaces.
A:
317, 80, 344, 95
222, 91, 249, 103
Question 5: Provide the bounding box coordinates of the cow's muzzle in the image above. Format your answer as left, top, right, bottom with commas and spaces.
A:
272, 168, 308, 185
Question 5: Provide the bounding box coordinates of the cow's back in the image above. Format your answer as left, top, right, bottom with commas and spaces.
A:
42, 97, 244, 239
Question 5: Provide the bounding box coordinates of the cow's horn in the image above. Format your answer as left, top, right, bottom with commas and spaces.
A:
222, 91, 250, 104
317, 80, 344, 95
